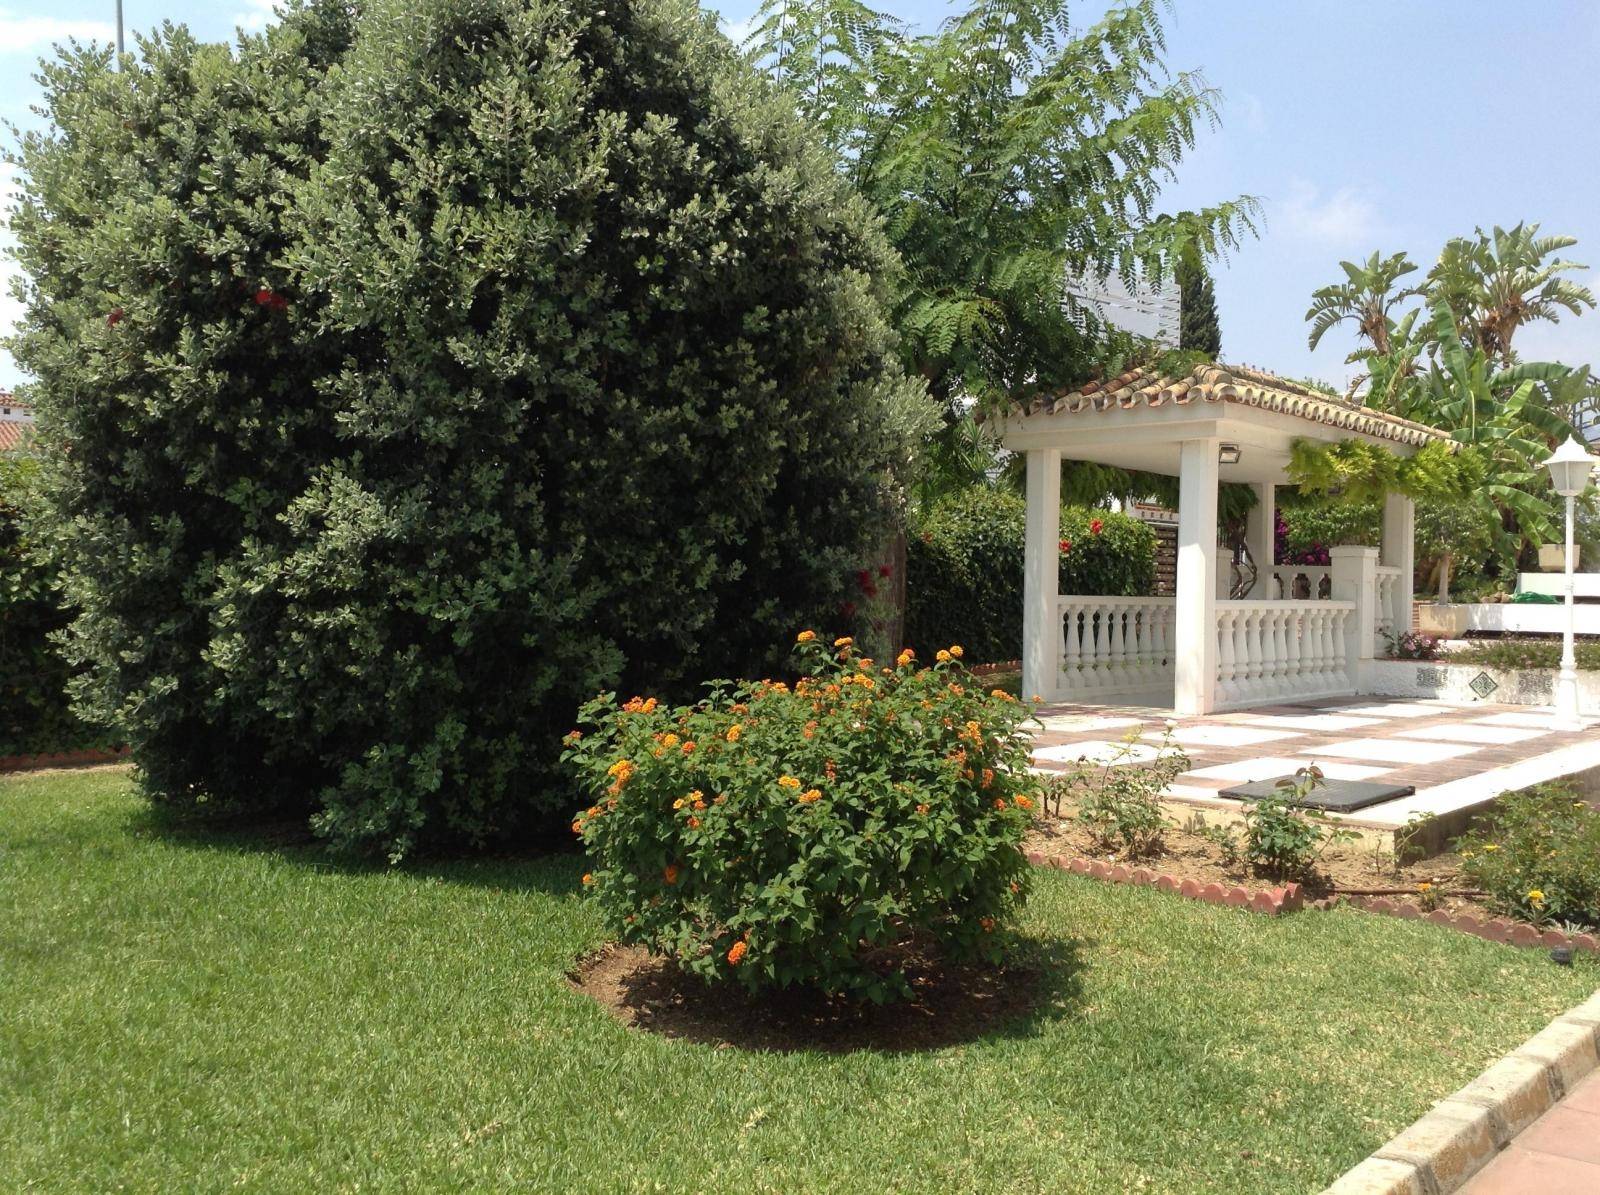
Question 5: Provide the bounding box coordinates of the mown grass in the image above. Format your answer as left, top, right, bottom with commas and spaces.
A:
3, 768, 1596, 1194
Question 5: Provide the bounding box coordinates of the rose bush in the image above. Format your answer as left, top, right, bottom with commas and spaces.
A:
565, 634, 1038, 1001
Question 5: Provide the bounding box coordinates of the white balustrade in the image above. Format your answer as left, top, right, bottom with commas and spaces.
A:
1267, 565, 1332, 601
1057, 597, 1176, 700
1214, 600, 1355, 707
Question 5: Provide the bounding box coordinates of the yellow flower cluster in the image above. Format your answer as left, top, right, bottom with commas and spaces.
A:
798, 789, 822, 803
796, 630, 817, 643
777, 776, 802, 789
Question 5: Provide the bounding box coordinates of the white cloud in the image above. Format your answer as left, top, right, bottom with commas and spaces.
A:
719, 14, 758, 48
232, 0, 277, 34
1232, 91, 1266, 135
0, 10, 115, 54
1275, 178, 1388, 248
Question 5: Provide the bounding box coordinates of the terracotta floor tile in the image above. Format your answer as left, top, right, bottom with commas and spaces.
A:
1511, 1105, 1600, 1164
1563, 1072, 1600, 1116
1460, 1144, 1600, 1195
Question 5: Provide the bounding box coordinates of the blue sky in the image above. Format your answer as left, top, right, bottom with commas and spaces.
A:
2, 1, 1598, 390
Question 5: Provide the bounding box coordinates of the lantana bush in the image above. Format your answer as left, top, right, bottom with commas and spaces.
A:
565, 634, 1038, 1002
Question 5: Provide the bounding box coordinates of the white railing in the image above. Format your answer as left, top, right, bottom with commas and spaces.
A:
1266, 565, 1332, 600
1057, 597, 1176, 699
1215, 600, 1355, 708
1375, 565, 1403, 651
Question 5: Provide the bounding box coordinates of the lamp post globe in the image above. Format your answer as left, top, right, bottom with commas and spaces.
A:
1541, 436, 1599, 730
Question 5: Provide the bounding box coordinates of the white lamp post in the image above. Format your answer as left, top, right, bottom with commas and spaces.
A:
1541, 435, 1598, 730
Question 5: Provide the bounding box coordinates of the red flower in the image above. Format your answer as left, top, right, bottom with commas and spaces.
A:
877, 564, 892, 577
1090, 518, 1104, 535
862, 583, 878, 598
1058, 539, 1072, 553
840, 601, 857, 618
106, 308, 124, 327
254, 288, 289, 313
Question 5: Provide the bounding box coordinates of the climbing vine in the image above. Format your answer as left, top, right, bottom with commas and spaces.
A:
1285, 439, 1483, 504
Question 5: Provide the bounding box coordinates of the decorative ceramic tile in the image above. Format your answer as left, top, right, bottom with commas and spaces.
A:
1143, 724, 1302, 748
1031, 740, 1166, 767
1235, 714, 1387, 733
1182, 756, 1393, 783
1312, 737, 1481, 764
1468, 671, 1500, 699
1393, 723, 1549, 745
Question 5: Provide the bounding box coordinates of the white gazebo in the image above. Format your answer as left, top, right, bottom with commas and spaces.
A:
999, 364, 1457, 715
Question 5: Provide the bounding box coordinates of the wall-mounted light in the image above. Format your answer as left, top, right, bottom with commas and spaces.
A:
1218, 443, 1242, 465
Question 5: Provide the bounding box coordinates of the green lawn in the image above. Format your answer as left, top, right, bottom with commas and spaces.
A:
4, 769, 1596, 1194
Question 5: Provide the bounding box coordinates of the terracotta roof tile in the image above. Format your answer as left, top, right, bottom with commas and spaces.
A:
0, 420, 35, 453
1017, 363, 1454, 450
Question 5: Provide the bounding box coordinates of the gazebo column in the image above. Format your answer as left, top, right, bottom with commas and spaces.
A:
1174, 439, 1220, 715
1245, 483, 1276, 597
1021, 448, 1061, 704
1382, 492, 1417, 644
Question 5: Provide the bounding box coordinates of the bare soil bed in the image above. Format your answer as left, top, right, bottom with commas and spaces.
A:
1024, 808, 1492, 916
568, 939, 1065, 1053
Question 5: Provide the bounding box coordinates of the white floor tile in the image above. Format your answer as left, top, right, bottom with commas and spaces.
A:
1032, 740, 1168, 767
1312, 737, 1481, 764
1470, 711, 1571, 729
1143, 724, 1303, 748
1182, 756, 1393, 783
1393, 723, 1549, 745
1035, 715, 1146, 734
1338, 703, 1445, 719
1235, 714, 1387, 733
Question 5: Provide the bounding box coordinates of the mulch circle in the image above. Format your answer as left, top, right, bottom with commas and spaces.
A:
568, 940, 1055, 1053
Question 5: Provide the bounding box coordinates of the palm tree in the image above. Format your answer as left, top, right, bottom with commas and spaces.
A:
1427, 223, 1595, 365
1305, 250, 1423, 357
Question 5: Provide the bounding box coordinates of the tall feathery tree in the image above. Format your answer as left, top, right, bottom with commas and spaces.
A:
743, 0, 1260, 417
1177, 257, 1221, 358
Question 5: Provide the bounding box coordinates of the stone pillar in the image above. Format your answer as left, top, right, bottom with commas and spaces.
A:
1246, 483, 1276, 597
1175, 439, 1219, 715
1022, 448, 1061, 704
1330, 545, 1378, 689
1382, 492, 1416, 635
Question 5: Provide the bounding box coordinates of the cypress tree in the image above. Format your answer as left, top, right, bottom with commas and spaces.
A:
1178, 258, 1223, 358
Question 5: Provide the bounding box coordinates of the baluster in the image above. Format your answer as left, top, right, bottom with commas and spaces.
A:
1333, 607, 1351, 689
1086, 608, 1105, 691
1061, 605, 1079, 696
1131, 604, 1151, 688
1231, 607, 1253, 703
1107, 603, 1127, 692
1309, 607, 1329, 689
1216, 607, 1236, 704
1285, 608, 1303, 692
1269, 608, 1290, 695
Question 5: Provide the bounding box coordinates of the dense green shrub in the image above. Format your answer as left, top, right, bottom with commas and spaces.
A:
566, 634, 1035, 1002
0, 457, 99, 754
1448, 638, 1600, 672
904, 486, 1156, 663
1456, 785, 1600, 929
9, 0, 929, 857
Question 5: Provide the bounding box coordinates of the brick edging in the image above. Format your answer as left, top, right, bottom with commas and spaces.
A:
1320, 990, 1600, 1195
1025, 851, 1303, 914
0, 746, 130, 773
1313, 894, 1600, 957
970, 660, 1021, 677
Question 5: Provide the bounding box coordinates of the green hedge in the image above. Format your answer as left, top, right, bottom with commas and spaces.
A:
0, 456, 99, 755
905, 487, 1156, 663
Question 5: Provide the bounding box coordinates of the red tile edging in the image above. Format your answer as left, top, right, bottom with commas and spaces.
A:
1025, 850, 1303, 914
0, 746, 130, 774
1320, 894, 1600, 955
